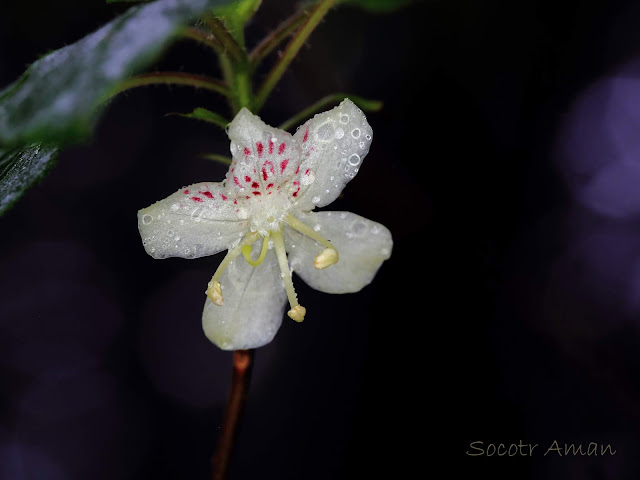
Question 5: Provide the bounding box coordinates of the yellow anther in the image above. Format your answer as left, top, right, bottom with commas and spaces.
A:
288, 305, 306, 322
313, 247, 339, 269
206, 280, 224, 306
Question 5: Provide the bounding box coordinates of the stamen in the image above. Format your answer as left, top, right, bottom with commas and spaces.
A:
285, 214, 339, 269
242, 233, 270, 266
272, 229, 306, 322
205, 232, 261, 305
313, 247, 339, 269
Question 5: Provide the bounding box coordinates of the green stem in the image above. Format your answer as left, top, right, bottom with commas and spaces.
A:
278, 93, 383, 131
202, 14, 252, 113
181, 26, 224, 53
249, 8, 310, 71
106, 72, 229, 100
202, 14, 245, 63
254, 0, 337, 112
200, 153, 232, 165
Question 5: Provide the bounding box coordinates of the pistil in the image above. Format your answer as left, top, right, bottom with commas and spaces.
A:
241, 233, 270, 266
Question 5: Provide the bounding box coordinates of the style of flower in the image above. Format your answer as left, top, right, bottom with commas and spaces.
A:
137, 99, 392, 350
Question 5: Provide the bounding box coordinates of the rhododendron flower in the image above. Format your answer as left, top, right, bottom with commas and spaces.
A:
138, 99, 392, 350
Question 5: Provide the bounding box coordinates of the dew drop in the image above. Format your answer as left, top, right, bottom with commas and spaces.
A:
301, 171, 316, 185
312, 196, 321, 204
340, 114, 349, 124
335, 128, 345, 139
174, 236, 181, 241
167, 230, 175, 237
170, 203, 179, 211
365, 134, 372, 140
316, 122, 334, 141
141, 214, 153, 225
351, 128, 361, 139
359, 141, 365, 149
348, 154, 361, 166
313, 224, 321, 232
179, 219, 185, 225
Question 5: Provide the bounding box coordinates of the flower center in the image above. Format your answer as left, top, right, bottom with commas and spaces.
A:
205, 214, 339, 323
245, 192, 293, 236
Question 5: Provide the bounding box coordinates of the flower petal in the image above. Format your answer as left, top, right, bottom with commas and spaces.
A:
138, 182, 247, 259
292, 99, 373, 210
285, 211, 392, 293
202, 245, 287, 350
225, 108, 302, 201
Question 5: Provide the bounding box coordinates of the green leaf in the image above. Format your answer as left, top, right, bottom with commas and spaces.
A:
338, 0, 417, 12
168, 107, 229, 129
212, 0, 262, 45
0, 0, 235, 149
0, 143, 59, 216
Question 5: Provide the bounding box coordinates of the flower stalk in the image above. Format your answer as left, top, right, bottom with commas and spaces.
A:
211, 349, 255, 480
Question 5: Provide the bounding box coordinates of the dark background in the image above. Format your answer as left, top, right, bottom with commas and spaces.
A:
2, 0, 640, 478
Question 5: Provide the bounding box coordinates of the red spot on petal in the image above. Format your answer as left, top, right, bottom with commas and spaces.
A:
269, 141, 274, 154
245, 175, 252, 183
221, 194, 228, 201
280, 159, 289, 173
292, 191, 298, 197
251, 182, 259, 189
295, 165, 300, 175
262, 168, 268, 181
244, 147, 251, 157
183, 189, 190, 194
233, 199, 238, 205
267, 183, 274, 189
191, 196, 203, 202
252, 191, 261, 196
234, 176, 242, 187
200, 191, 214, 199
256, 142, 264, 157
303, 128, 309, 142
278, 143, 286, 155
305, 168, 310, 175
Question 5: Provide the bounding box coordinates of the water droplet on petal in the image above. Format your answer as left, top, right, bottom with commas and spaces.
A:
313, 224, 321, 232
351, 128, 361, 138
340, 114, 349, 124
301, 171, 316, 185
335, 128, 345, 139
142, 214, 153, 225
348, 154, 361, 166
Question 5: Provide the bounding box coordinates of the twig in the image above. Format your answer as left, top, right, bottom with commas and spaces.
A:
211, 349, 255, 480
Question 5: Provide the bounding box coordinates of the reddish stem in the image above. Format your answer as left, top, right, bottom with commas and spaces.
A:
211, 349, 255, 480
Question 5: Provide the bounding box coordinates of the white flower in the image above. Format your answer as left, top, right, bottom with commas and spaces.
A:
138, 99, 392, 350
